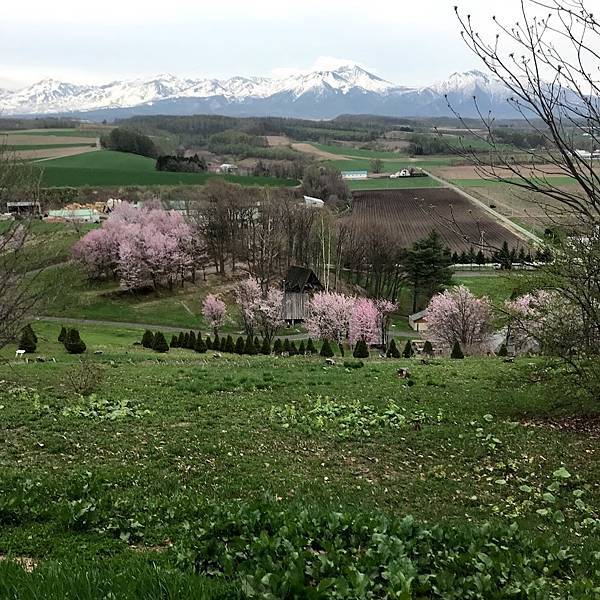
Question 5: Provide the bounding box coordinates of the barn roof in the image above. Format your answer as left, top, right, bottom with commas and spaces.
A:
284, 266, 323, 293
408, 309, 428, 323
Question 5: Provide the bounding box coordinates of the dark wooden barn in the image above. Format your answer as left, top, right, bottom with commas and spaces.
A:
282, 266, 324, 323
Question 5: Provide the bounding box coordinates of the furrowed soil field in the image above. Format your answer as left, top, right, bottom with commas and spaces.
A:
349, 188, 526, 252
1, 129, 102, 160
37, 150, 299, 188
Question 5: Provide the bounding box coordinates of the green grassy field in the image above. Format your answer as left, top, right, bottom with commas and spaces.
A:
37, 151, 298, 188
8, 143, 97, 151
452, 176, 578, 187
0, 320, 598, 597
347, 176, 443, 191
313, 143, 406, 159
1, 128, 103, 137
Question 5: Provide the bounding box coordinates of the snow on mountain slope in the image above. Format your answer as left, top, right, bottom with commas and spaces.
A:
0, 66, 510, 118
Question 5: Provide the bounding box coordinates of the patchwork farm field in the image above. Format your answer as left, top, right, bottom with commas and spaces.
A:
37, 150, 299, 188
1, 129, 101, 160
349, 188, 526, 252
0, 323, 599, 597
346, 176, 442, 191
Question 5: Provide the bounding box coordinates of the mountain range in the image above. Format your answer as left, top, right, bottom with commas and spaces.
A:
0, 65, 515, 120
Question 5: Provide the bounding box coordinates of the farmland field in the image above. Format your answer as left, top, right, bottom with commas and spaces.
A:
346, 176, 442, 191
2, 129, 101, 160
37, 150, 299, 188
348, 188, 526, 252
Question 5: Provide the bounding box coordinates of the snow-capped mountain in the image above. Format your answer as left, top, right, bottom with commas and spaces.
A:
0, 66, 514, 119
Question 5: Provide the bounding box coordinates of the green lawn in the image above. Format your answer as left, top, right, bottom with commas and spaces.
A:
314, 143, 406, 159
37, 150, 298, 188
347, 176, 442, 190
0, 322, 598, 597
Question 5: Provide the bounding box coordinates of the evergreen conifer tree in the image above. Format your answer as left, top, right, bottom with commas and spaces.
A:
205, 336, 213, 350
306, 338, 316, 354
320, 339, 334, 357
261, 338, 271, 355
244, 335, 256, 355
423, 340, 434, 356
18, 326, 37, 353
273, 339, 283, 354
153, 332, 169, 353
451, 340, 464, 359
298, 340, 306, 355
225, 335, 234, 353
403, 340, 414, 358
188, 331, 196, 349
498, 343, 508, 357
195, 335, 207, 353
386, 338, 400, 358
289, 341, 298, 356
178, 332, 185, 347
64, 329, 86, 354
142, 330, 154, 349
235, 336, 245, 354
283, 339, 290, 353
58, 326, 67, 343
170, 335, 179, 348
353, 339, 369, 358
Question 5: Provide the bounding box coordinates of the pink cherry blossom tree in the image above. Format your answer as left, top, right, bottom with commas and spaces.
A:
375, 299, 397, 347
235, 277, 262, 336
202, 294, 227, 335
73, 202, 193, 291
425, 285, 493, 354
306, 292, 355, 350
256, 288, 284, 343
348, 298, 380, 346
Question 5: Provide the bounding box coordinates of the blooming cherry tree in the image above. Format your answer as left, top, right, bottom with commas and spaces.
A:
425, 285, 493, 354
306, 292, 355, 347
349, 298, 379, 346
202, 294, 227, 335
235, 278, 262, 336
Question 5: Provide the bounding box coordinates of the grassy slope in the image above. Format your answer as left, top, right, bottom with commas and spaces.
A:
8, 143, 96, 150
1, 128, 103, 137
37, 150, 298, 188
0, 325, 598, 593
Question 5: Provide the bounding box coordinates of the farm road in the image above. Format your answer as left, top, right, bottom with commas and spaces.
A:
422, 170, 544, 245
34, 315, 417, 340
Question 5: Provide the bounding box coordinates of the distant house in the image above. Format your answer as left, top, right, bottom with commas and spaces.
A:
5, 201, 41, 216
303, 195, 325, 208
282, 266, 324, 323
341, 170, 368, 180
218, 163, 238, 174
408, 310, 428, 332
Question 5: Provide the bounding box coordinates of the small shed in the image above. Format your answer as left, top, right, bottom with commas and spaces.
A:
408, 309, 428, 332
282, 266, 324, 323
46, 209, 100, 223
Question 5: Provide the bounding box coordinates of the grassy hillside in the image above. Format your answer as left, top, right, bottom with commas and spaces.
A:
38, 150, 298, 188
0, 324, 598, 596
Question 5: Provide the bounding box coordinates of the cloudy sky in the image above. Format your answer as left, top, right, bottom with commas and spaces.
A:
0, 0, 530, 89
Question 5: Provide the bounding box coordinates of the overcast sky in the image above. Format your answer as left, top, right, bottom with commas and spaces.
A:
0, 0, 531, 90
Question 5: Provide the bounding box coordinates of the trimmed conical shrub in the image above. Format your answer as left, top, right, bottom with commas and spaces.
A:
261, 338, 271, 355
58, 326, 67, 343
183, 333, 190, 348
153, 332, 169, 353
178, 332, 185, 347
254, 336, 261, 351
225, 335, 234, 353
353, 339, 369, 358
235, 336, 245, 354
64, 329, 86, 354
306, 338, 316, 354
205, 336, 213, 350
283, 339, 290, 353
298, 340, 306, 355
213, 334, 221, 352
195, 335, 207, 353
18, 326, 37, 353
320, 339, 334, 358
386, 339, 400, 358
423, 340, 434, 356
188, 331, 196, 350
220, 336, 227, 352
498, 343, 508, 357
273, 339, 282, 354
289, 341, 298, 356
451, 340, 464, 359
142, 330, 154, 349
244, 335, 257, 355
402, 341, 414, 358
170, 335, 179, 348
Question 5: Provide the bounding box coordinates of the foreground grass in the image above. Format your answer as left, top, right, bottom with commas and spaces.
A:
0, 320, 599, 596
36, 150, 298, 188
